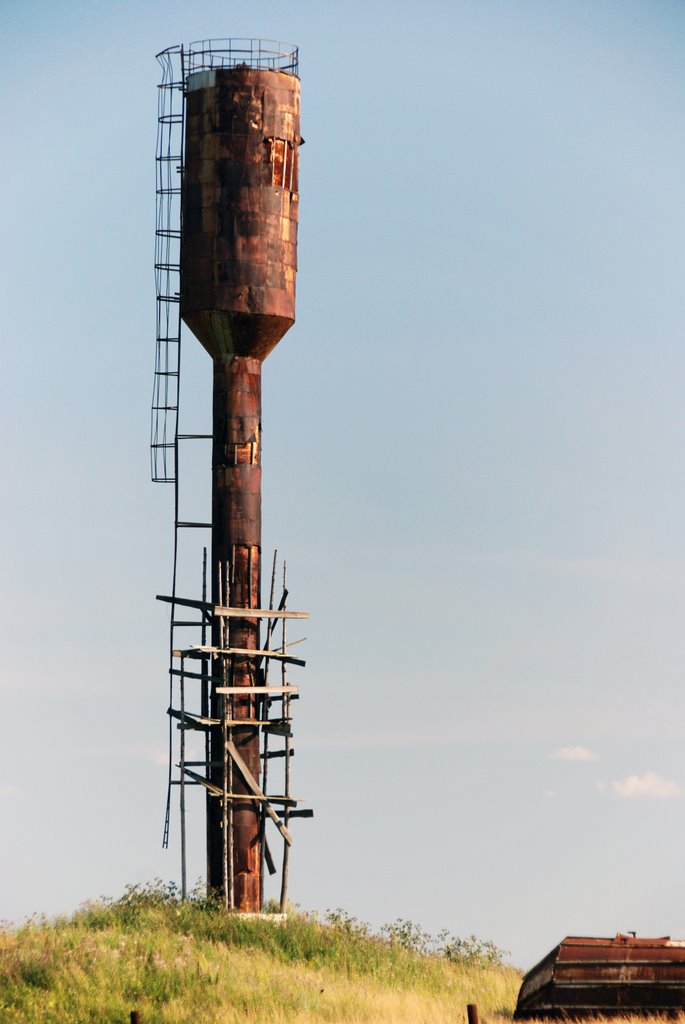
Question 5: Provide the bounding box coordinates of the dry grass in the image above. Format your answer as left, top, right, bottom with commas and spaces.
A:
0, 885, 521, 1023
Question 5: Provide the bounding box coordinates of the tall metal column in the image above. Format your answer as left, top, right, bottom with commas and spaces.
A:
209, 354, 262, 910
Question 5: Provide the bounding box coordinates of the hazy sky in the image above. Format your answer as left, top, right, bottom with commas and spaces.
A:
2, 0, 685, 969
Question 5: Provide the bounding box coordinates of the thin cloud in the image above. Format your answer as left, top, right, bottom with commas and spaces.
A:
549, 745, 598, 762
598, 772, 681, 800
148, 749, 169, 766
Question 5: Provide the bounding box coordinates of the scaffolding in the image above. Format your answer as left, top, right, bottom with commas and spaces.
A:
150, 42, 311, 909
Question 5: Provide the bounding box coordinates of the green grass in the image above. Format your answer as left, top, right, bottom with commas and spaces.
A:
0, 882, 521, 1023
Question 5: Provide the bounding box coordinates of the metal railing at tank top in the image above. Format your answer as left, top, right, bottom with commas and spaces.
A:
157, 38, 298, 76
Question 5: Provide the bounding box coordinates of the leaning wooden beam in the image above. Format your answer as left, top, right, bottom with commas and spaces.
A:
157, 595, 308, 619
172, 640, 306, 660
177, 776, 300, 805
218, 647, 305, 667
226, 738, 293, 846
183, 767, 223, 797
168, 708, 220, 728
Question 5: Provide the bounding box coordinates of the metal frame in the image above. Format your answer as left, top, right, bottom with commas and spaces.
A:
158, 38, 299, 76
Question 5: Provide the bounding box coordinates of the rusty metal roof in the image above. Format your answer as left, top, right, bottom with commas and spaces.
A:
515, 935, 685, 1019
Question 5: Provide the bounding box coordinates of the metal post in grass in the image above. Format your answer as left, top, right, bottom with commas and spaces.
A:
131, 1012, 141, 1024
467, 1003, 479, 1024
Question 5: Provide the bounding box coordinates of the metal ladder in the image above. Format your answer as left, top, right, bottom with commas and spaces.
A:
151, 46, 185, 485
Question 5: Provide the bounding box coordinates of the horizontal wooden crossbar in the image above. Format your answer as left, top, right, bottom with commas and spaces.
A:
215, 685, 299, 695
157, 594, 308, 619
172, 646, 305, 667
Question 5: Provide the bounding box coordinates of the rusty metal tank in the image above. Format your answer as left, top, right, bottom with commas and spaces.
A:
515, 935, 685, 1019
181, 64, 300, 360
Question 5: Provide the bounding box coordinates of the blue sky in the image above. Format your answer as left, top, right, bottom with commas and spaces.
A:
2, 0, 685, 968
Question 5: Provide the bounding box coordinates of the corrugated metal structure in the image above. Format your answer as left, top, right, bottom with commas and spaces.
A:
515, 935, 685, 1019
151, 39, 311, 915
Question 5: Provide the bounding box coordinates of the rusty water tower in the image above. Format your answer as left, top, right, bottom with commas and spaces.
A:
151, 39, 311, 914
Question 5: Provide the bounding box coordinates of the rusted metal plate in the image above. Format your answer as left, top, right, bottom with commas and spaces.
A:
515, 936, 685, 1019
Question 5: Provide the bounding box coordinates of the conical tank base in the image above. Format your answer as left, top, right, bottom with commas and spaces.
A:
183, 310, 294, 362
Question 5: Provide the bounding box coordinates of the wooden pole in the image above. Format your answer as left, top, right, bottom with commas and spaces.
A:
179, 655, 187, 898
259, 549, 278, 907
279, 561, 291, 913
201, 547, 210, 894
467, 1004, 479, 1024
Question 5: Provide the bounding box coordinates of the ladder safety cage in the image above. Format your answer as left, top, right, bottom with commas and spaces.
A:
151, 45, 186, 485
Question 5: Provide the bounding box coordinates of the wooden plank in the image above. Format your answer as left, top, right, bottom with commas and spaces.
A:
157, 595, 308, 619
157, 595, 211, 615
168, 708, 220, 728
169, 709, 291, 733
172, 648, 305, 668
215, 604, 309, 621
264, 836, 277, 876
215, 685, 299, 695
224, 647, 305, 667
178, 774, 299, 805
226, 739, 292, 846
183, 767, 222, 797
173, 645, 304, 660
263, 721, 292, 737
225, 719, 271, 726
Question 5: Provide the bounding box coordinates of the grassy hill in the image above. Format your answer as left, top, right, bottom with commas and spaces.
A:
0, 882, 521, 1023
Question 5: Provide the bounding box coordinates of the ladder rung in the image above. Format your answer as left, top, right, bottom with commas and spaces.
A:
177, 434, 213, 440
176, 521, 211, 529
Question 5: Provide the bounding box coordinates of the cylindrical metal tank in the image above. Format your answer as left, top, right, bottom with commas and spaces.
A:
180, 50, 301, 912
181, 65, 300, 360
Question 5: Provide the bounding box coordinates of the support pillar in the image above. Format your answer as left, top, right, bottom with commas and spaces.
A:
208, 354, 262, 911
